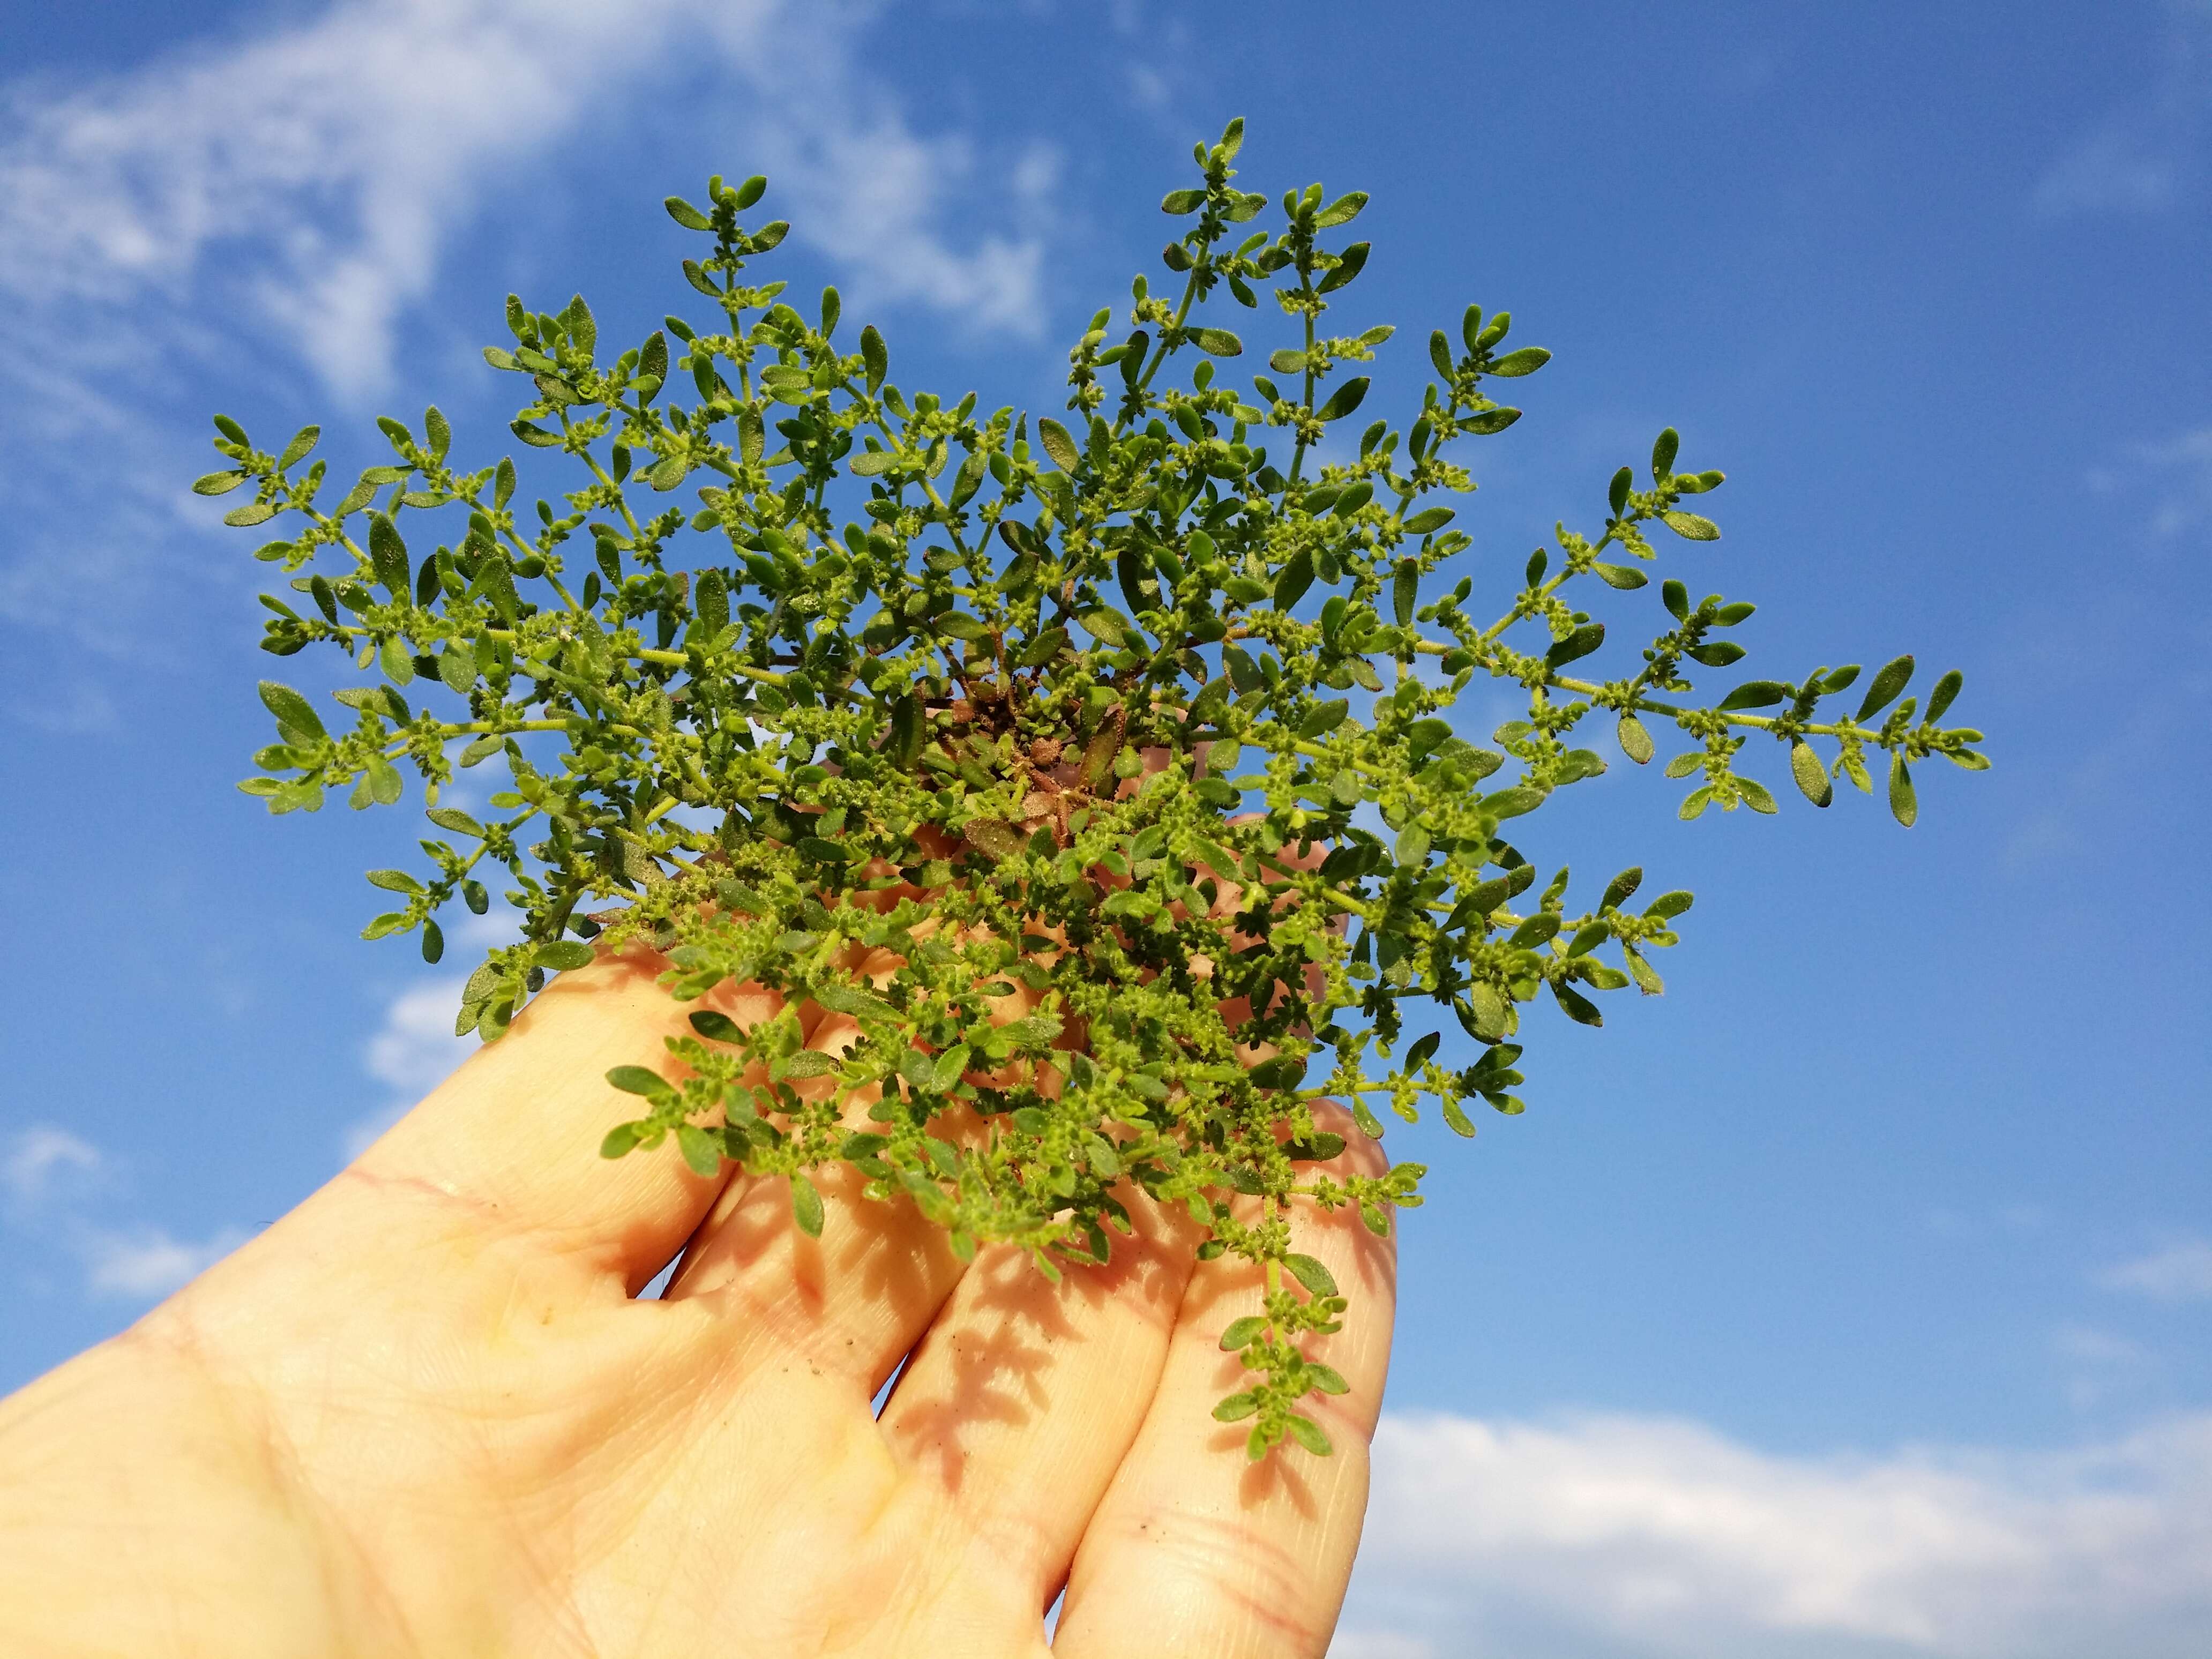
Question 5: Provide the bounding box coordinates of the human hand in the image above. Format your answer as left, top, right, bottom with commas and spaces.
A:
0, 947, 1394, 1657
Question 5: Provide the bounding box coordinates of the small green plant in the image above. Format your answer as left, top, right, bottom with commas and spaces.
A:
211, 119, 1985, 1460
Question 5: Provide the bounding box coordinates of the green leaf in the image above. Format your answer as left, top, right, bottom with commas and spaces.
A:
1617, 713, 1654, 764
224, 502, 276, 527
600, 1122, 644, 1159
607, 1065, 670, 1098
1161, 187, 1207, 214
1463, 407, 1520, 435
1283, 1253, 1339, 1298
1392, 560, 1419, 626
193, 471, 246, 496
1483, 786, 1547, 820
678, 1123, 724, 1178
1566, 924, 1619, 960
378, 637, 414, 686
1888, 754, 1918, 827
1213, 1391, 1260, 1423
1219, 1316, 1268, 1351
1316, 241, 1369, 293
1286, 1414, 1334, 1456
1037, 418, 1080, 472
813, 983, 895, 1019
1856, 655, 1916, 722
535, 941, 595, 972
930, 1045, 973, 1092
1651, 427, 1680, 479
1274, 549, 1314, 610
1314, 377, 1369, 422
1717, 680, 1790, 711
1552, 980, 1604, 1026
1404, 506, 1455, 534
1593, 562, 1647, 589
1300, 698, 1350, 738
790, 1173, 826, 1238
689, 1010, 744, 1042
664, 195, 713, 231
1739, 776, 1780, 814
1545, 622, 1604, 667
1926, 669, 1964, 722
1191, 327, 1243, 357
258, 680, 325, 740
1315, 190, 1368, 227
1488, 346, 1551, 377
1791, 741, 1833, 807
1078, 608, 1133, 648
1661, 510, 1721, 541
861, 324, 887, 391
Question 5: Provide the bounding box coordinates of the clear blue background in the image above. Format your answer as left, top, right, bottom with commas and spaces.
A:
2, 2, 2206, 1651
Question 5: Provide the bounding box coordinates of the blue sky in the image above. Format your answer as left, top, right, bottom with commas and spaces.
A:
2, 1, 2209, 1653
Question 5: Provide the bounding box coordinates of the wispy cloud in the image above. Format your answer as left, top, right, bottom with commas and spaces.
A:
343, 976, 475, 1160
2101, 1237, 2212, 1302
2087, 424, 2212, 541
2034, 2, 2211, 218
2, 1124, 245, 1301
79, 1225, 249, 1299
1, 1125, 103, 1205
1340, 1408, 2212, 1657
0, 0, 1062, 725
0, 0, 1054, 403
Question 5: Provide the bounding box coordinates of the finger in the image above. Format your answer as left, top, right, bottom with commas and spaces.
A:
656, 1004, 968, 1396
1053, 1124, 1398, 1659
336, 946, 759, 1292
870, 1185, 1202, 1608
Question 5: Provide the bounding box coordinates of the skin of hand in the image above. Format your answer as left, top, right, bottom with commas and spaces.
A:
0, 880, 1395, 1657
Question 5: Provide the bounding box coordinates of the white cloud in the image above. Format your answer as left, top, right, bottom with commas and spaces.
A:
2035, 126, 2184, 216
2101, 1237, 2212, 1303
2114, 425, 2212, 541
2032, 3, 2210, 220
1339, 1408, 2212, 1658
347, 975, 475, 1158
362, 976, 475, 1096
2, 1126, 251, 1302
0, 0, 1054, 402
1, 1125, 102, 1203
79, 1225, 248, 1299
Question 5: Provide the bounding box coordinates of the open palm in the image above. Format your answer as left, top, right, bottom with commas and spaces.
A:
0, 950, 1392, 1657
